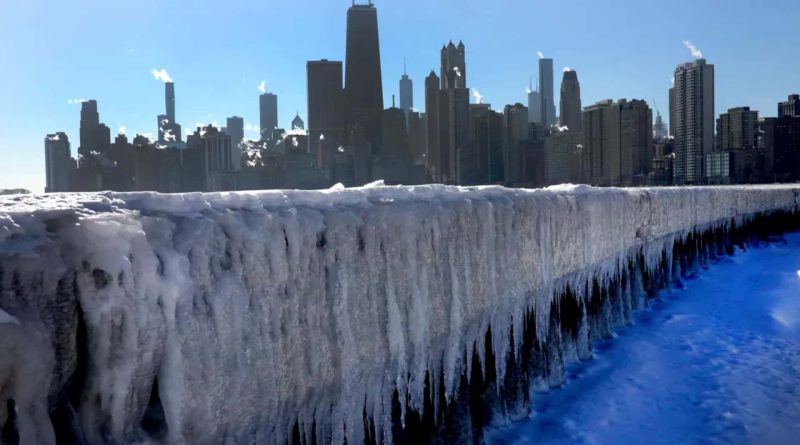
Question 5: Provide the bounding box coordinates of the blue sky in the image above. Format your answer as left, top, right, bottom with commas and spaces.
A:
1, 0, 799, 192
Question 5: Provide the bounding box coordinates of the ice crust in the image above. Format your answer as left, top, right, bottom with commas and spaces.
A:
0, 184, 798, 444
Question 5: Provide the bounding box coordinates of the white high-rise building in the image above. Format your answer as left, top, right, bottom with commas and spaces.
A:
673, 58, 714, 185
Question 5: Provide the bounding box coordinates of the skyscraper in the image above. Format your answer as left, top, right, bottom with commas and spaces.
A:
441, 41, 466, 89
654, 112, 667, 141
527, 76, 542, 124
225, 116, 244, 151
583, 99, 652, 186
158, 82, 182, 143
673, 58, 715, 185
559, 70, 582, 132
582, 99, 613, 183
399, 61, 413, 116
259, 93, 278, 141
438, 41, 470, 184
308, 59, 344, 169
165, 82, 176, 124
344, 2, 383, 153
503, 103, 529, 185
79, 100, 110, 157
668, 86, 676, 137
425, 71, 441, 177
617, 99, 653, 185
44, 132, 74, 193
539, 58, 556, 126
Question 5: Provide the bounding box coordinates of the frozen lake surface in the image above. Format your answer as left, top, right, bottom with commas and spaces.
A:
488, 232, 800, 445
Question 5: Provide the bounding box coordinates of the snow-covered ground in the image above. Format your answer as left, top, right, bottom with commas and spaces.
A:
489, 233, 800, 445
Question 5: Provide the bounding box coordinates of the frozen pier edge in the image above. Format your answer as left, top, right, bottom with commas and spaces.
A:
1, 184, 799, 444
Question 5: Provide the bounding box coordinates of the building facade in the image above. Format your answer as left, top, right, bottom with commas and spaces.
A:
259, 93, 278, 141
559, 70, 582, 132
344, 3, 384, 153
672, 58, 715, 184
307, 60, 344, 169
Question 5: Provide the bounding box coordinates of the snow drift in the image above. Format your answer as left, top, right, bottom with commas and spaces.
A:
0, 184, 798, 444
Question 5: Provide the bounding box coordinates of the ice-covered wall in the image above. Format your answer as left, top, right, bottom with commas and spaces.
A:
0, 184, 798, 445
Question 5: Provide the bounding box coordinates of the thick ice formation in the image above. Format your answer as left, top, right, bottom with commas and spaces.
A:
0, 184, 798, 444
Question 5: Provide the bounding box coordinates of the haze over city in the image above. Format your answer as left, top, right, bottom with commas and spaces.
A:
2, 0, 800, 192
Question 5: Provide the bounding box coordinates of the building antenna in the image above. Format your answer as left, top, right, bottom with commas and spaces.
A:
392, 94, 396, 108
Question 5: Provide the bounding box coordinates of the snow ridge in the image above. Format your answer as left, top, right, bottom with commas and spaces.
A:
0, 184, 798, 444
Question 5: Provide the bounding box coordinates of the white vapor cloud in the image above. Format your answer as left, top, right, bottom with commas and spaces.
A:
118, 126, 127, 135
67, 99, 87, 105
472, 89, 483, 104
563, 67, 573, 72
453, 66, 462, 77
526, 87, 533, 94
537, 51, 544, 59
682, 40, 703, 59
257, 80, 267, 94
151, 68, 173, 83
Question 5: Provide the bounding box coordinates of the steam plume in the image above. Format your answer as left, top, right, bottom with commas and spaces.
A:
151, 68, 173, 83
472, 89, 483, 104
682, 40, 703, 59
257, 81, 267, 94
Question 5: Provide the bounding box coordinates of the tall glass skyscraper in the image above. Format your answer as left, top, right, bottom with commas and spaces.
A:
345, 2, 384, 153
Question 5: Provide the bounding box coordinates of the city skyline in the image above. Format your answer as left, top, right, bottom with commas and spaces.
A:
3, 0, 800, 192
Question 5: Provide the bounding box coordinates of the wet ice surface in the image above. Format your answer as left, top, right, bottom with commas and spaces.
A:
489, 233, 800, 445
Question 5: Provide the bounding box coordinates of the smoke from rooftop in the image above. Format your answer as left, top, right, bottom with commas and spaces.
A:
151, 68, 173, 83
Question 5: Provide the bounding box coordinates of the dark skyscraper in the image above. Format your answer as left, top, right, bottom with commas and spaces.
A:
399, 61, 413, 116
669, 86, 676, 137
345, 2, 384, 153
79, 100, 110, 157
441, 41, 466, 89
259, 93, 278, 141
425, 71, 441, 178
79, 100, 99, 156
158, 82, 182, 143
308, 59, 344, 169
560, 70, 582, 132
539, 58, 556, 126
166, 82, 176, 124
226, 116, 244, 148
45, 132, 74, 193
438, 41, 470, 184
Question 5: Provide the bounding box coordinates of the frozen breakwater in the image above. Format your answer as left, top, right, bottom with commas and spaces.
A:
1, 184, 799, 444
